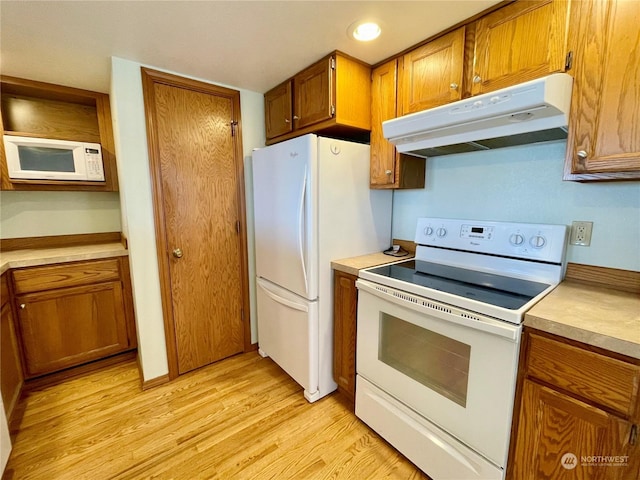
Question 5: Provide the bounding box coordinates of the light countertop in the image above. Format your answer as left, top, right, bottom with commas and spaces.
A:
0, 242, 128, 275
525, 280, 640, 359
331, 252, 413, 276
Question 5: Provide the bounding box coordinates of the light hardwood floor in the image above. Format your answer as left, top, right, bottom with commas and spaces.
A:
4, 352, 429, 480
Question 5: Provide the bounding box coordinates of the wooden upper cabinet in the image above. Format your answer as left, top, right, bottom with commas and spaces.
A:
563, 0, 640, 180
370, 59, 425, 189
370, 60, 399, 187
294, 57, 333, 129
0, 76, 119, 192
472, 0, 570, 95
399, 27, 465, 115
264, 51, 371, 145
264, 80, 293, 140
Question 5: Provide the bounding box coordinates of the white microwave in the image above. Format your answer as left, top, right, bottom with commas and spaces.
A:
3, 135, 105, 182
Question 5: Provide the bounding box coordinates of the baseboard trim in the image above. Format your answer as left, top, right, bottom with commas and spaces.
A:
142, 374, 170, 390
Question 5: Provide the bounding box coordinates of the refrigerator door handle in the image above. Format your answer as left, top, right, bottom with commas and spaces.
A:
298, 165, 309, 295
257, 278, 309, 313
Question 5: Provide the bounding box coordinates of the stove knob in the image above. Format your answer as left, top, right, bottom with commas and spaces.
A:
530, 235, 546, 248
424, 226, 434, 236
436, 227, 447, 238
510, 234, 525, 246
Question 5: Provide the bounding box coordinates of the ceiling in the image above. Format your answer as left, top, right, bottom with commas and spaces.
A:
0, 1, 501, 94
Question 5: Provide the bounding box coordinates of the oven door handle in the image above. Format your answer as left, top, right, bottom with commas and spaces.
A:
356, 279, 520, 341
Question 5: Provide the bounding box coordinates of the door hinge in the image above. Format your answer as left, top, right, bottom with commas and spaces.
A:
230, 120, 238, 136
235, 220, 240, 234
565, 51, 573, 70
241, 308, 245, 322
330, 105, 336, 116
330, 57, 336, 70
630, 424, 638, 446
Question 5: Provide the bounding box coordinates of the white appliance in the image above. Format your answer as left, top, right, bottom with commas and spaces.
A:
3, 135, 105, 181
356, 217, 567, 479
383, 73, 573, 158
252, 134, 392, 402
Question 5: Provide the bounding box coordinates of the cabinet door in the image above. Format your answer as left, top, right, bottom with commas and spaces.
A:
400, 27, 465, 115
1, 301, 23, 420
333, 270, 358, 403
472, 0, 570, 95
370, 59, 426, 190
512, 379, 638, 480
370, 59, 399, 187
17, 282, 131, 377
264, 80, 293, 140
293, 56, 334, 129
563, 0, 640, 180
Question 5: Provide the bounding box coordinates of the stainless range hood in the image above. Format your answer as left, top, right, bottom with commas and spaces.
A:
383, 73, 573, 158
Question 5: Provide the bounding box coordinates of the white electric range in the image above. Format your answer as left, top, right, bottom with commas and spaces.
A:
355, 217, 568, 480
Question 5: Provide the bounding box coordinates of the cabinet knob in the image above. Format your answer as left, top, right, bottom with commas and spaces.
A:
293, 115, 300, 120
20, 304, 25, 309
172, 248, 183, 259
284, 118, 290, 123
577, 150, 588, 160
450, 82, 459, 90
385, 170, 393, 175
473, 75, 482, 84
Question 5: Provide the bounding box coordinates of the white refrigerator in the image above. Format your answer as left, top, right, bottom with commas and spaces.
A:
252, 134, 392, 402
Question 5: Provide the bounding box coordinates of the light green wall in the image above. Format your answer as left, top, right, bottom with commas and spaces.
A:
0, 191, 121, 238
392, 141, 640, 271
110, 57, 265, 382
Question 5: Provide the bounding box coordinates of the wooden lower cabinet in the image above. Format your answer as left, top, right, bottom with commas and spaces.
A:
11, 257, 137, 378
1, 274, 23, 421
332, 270, 358, 403
508, 329, 640, 479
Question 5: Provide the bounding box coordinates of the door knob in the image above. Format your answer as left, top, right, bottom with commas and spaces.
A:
577, 150, 588, 160
172, 248, 183, 259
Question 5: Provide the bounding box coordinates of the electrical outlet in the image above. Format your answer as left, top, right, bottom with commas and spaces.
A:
570, 221, 593, 246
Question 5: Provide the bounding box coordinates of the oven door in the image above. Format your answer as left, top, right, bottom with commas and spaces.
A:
356, 279, 521, 472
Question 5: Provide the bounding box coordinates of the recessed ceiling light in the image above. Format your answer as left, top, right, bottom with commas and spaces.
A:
348, 21, 382, 42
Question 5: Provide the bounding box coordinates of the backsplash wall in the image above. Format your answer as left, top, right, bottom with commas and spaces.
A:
392, 141, 640, 272
0, 191, 122, 238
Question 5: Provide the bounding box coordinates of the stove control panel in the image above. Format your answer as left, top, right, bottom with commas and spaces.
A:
415, 217, 568, 263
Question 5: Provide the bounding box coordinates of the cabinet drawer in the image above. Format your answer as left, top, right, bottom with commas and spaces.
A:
13, 259, 121, 294
526, 333, 640, 416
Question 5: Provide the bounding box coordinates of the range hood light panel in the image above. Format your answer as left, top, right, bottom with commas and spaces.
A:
510, 112, 534, 122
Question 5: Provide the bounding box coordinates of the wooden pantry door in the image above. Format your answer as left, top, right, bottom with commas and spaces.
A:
142, 68, 250, 377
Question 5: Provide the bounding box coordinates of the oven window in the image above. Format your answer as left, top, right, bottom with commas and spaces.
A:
378, 313, 471, 407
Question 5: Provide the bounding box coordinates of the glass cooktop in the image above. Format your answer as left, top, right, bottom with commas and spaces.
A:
367, 260, 551, 310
